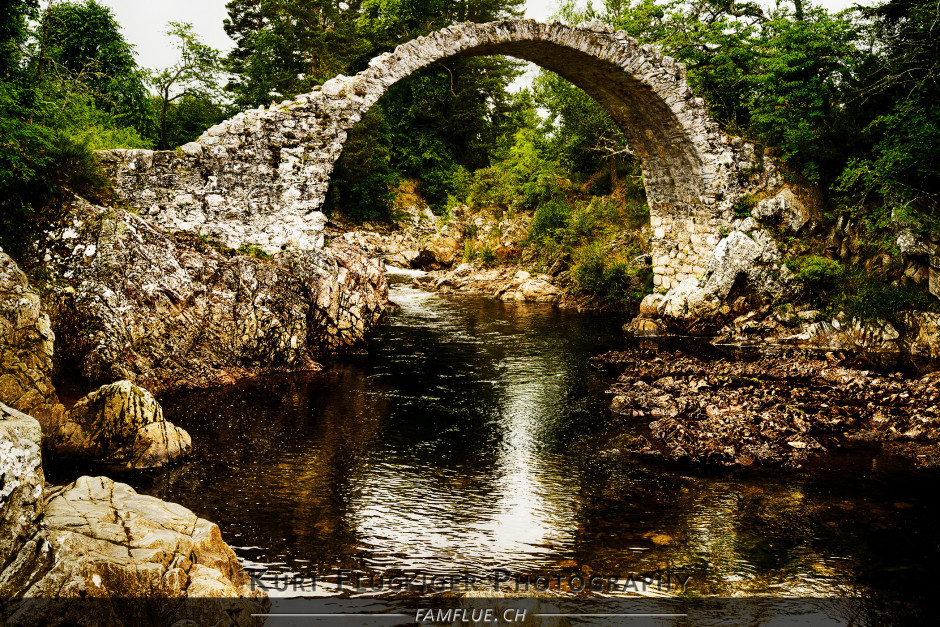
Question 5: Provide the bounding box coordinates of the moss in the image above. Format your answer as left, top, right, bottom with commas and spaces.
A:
236, 244, 273, 260
732, 193, 759, 219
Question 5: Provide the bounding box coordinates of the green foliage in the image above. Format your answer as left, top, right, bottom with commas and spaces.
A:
842, 277, 936, 323
732, 194, 758, 219
0, 0, 37, 78
571, 241, 650, 307
533, 70, 631, 180
35, 0, 149, 132
468, 124, 563, 212
148, 22, 227, 149
461, 240, 497, 266
34, 78, 152, 150
151, 92, 228, 150
329, 105, 399, 222
744, 7, 858, 181
224, 0, 371, 108
789, 255, 844, 289
236, 243, 273, 260
529, 198, 572, 242
0, 82, 112, 257
835, 0, 940, 241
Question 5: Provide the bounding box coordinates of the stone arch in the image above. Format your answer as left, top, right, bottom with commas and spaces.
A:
102, 20, 778, 291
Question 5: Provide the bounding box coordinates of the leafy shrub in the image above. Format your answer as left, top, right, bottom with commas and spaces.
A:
842, 275, 936, 323
1, 112, 113, 258
528, 197, 570, 242
732, 194, 758, 219
467, 126, 562, 212
236, 243, 273, 260
571, 242, 651, 307
789, 255, 844, 289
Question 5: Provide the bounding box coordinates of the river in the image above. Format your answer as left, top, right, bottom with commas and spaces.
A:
55, 270, 939, 623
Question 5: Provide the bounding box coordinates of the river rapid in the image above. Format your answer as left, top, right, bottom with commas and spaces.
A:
52, 270, 939, 623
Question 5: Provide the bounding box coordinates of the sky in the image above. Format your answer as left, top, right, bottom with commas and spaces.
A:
97, 0, 873, 72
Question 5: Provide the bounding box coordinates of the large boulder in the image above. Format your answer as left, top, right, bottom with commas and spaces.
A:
751, 188, 811, 233
0, 406, 265, 624
50, 381, 191, 469
1, 476, 268, 625
0, 250, 65, 432
415, 233, 460, 270
0, 403, 44, 573
36, 200, 388, 394
649, 226, 795, 333
498, 271, 561, 303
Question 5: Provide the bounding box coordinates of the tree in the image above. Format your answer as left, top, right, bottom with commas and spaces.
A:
534, 71, 632, 187
149, 22, 226, 150
224, 0, 371, 108
0, 0, 38, 78
328, 105, 398, 221
837, 0, 940, 235
34, 0, 149, 130
356, 0, 527, 211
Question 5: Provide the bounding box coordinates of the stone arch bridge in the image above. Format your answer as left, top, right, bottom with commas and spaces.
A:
101, 19, 779, 292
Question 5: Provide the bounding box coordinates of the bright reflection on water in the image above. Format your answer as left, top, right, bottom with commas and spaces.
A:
65, 273, 939, 616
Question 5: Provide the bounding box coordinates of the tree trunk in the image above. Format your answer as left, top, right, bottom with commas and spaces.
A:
34, 1, 54, 85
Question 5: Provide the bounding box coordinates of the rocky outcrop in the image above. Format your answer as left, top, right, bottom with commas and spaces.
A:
340, 229, 421, 268
638, 219, 796, 334
895, 223, 940, 300
35, 200, 388, 395
751, 188, 811, 234
414, 263, 569, 305
0, 403, 44, 575
593, 348, 940, 469
50, 381, 191, 469
414, 233, 460, 270
0, 408, 266, 625
0, 250, 65, 433
2, 476, 268, 625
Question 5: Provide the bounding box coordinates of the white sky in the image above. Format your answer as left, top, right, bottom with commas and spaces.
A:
96, 0, 873, 72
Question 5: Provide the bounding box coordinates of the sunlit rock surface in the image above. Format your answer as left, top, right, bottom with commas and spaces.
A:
50, 380, 191, 469
35, 200, 388, 394
0, 407, 267, 624
0, 250, 65, 432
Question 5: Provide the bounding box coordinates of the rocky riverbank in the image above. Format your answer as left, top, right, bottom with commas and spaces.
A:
592, 345, 940, 469
32, 199, 389, 396
0, 403, 268, 626
0, 188, 393, 620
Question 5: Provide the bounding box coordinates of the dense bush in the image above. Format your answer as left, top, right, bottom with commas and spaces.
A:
572, 241, 651, 307
329, 106, 398, 222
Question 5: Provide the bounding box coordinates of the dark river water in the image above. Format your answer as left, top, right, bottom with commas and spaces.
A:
52, 270, 940, 624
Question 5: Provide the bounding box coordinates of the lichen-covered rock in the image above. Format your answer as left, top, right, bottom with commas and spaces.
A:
898, 312, 940, 358
35, 200, 388, 394
1, 476, 268, 625
499, 271, 561, 303
50, 381, 191, 469
896, 226, 940, 300
0, 403, 44, 574
641, 227, 795, 333
415, 234, 460, 270
751, 188, 811, 233
0, 405, 265, 624
0, 250, 65, 432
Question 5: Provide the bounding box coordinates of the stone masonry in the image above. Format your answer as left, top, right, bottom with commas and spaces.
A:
101, 20, 778, 290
